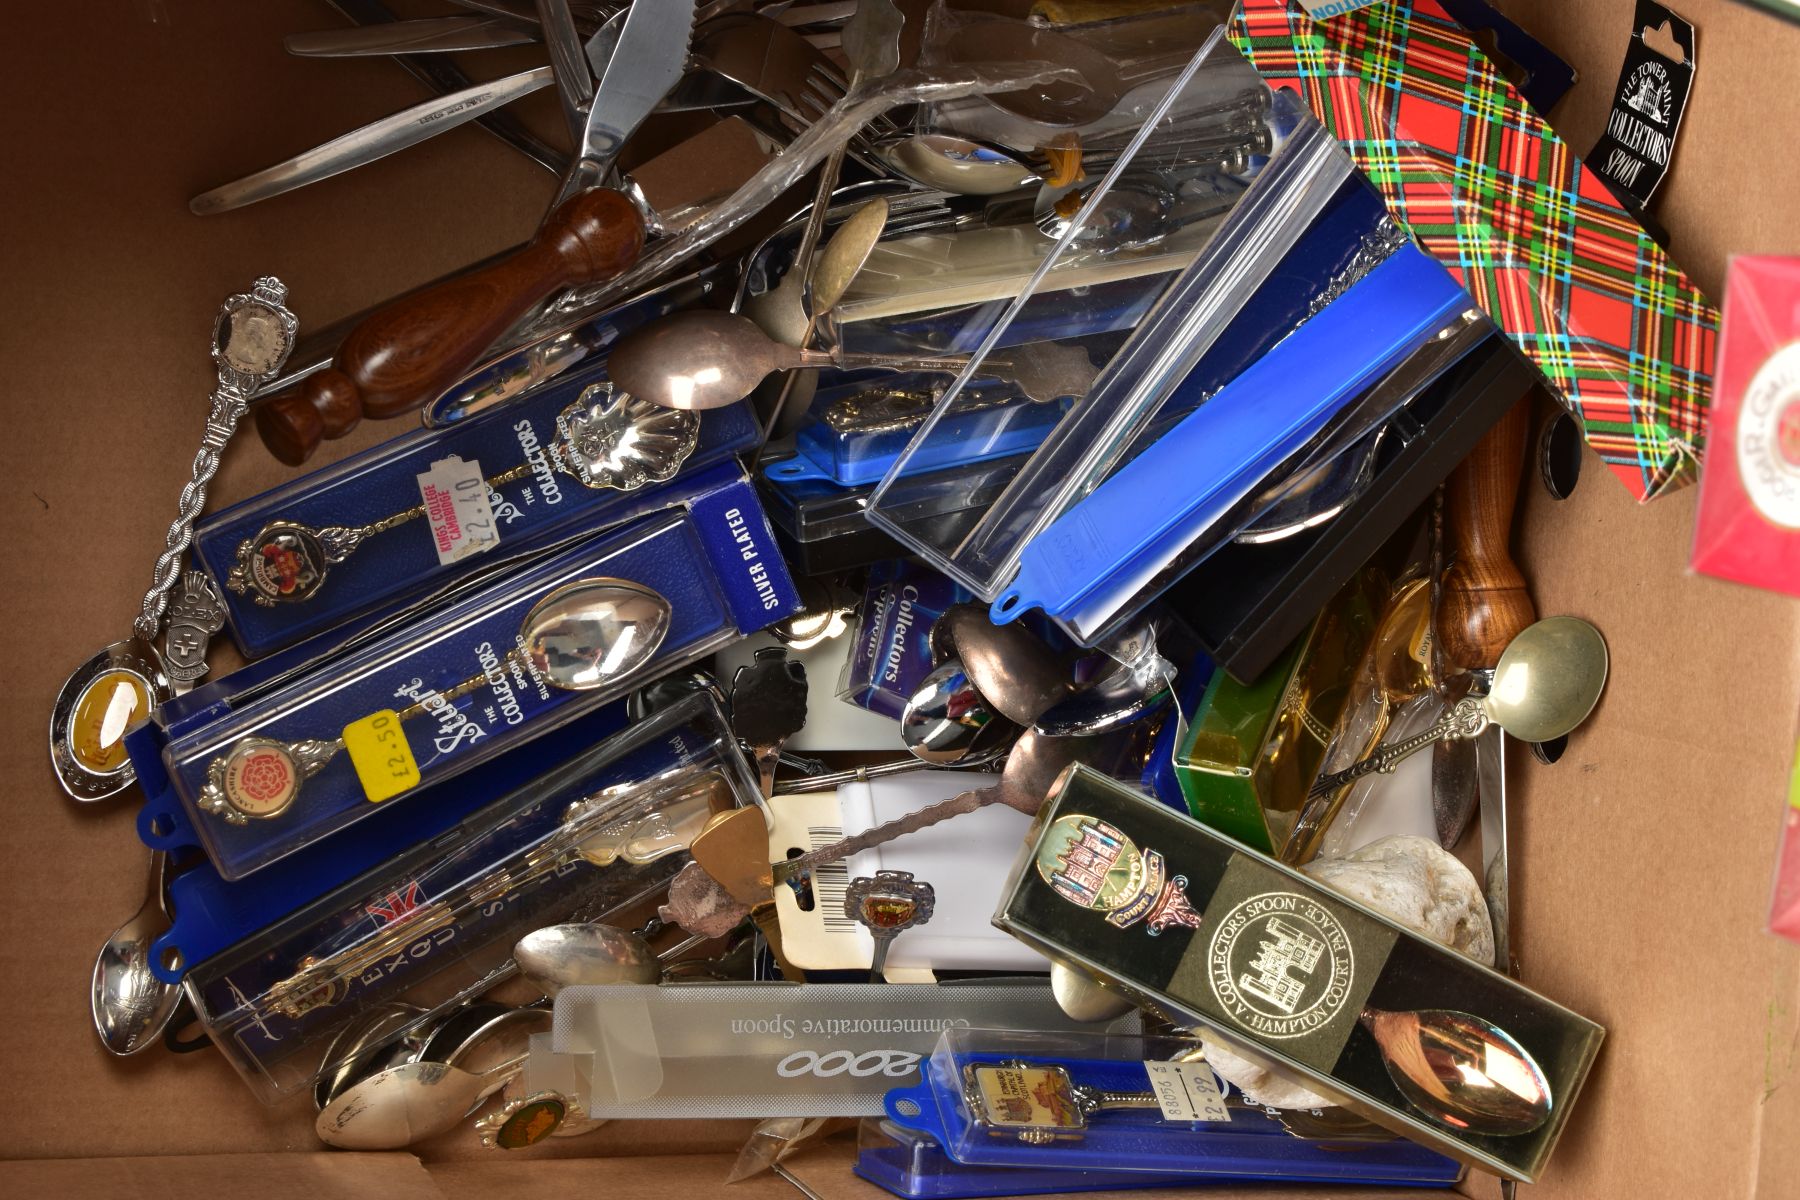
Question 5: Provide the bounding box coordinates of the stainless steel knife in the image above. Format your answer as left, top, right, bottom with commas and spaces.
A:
326, 0, 565, 176
1476, 721, 1511, 974
536, 0, 596, 142
551, 0, 703, 209
189, 66, 559, 215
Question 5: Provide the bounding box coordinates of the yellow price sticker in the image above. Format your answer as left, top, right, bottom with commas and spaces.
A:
343, 709, 421, 803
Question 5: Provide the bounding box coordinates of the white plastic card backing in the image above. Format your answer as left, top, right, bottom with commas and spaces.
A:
770, 773, 1048, 974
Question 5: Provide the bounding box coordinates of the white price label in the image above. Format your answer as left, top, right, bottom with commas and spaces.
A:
1144, 1060, 1232, 1123
1298, 0, 1383, 17
416, 455, 499, 566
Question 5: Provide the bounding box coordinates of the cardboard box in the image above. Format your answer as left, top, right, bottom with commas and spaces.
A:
3, 2, 1799, 1197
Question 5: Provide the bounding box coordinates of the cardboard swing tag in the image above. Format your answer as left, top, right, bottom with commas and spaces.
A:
416, 455, 499, 566
1589, 3, 1696, 207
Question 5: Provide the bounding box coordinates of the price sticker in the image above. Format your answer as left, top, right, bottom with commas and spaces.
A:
416, 455, 499, 566
1144, 1060, 1232, 1123
343, 709, 421, 803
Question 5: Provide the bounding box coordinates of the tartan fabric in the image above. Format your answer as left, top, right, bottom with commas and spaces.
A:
1229, 0, 1720, 501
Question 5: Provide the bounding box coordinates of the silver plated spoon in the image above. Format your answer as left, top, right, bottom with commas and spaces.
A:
514, 923, 710, 996
608, 310, 989, 412
315, 1053, 529, 1149
196, 579, 671, 824
91, 851, 183, 1056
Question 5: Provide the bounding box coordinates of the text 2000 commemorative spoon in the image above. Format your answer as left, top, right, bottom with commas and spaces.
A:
50, 279, 299, 801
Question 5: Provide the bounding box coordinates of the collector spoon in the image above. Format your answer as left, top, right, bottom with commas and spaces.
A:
937, 604, 1072, 727
195, 579, 671, 824
514, 923, 712, 995
771, 727, 1095, 887
1307, 616, 1607, 800
315, 1053, 528, 1150
226, 384, 694, 607
772, 656, 1017, 795
614, 310, 1094, 414
91, 850, 182, 1056
608, 310, 991, 412
50, 279, 298, 801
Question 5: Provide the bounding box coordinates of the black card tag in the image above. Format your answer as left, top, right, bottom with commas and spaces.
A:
1589, 3, 1696, 206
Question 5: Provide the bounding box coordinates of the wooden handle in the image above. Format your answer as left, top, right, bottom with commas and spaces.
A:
257, 188, 646, 465
1439, 395, 1535, 674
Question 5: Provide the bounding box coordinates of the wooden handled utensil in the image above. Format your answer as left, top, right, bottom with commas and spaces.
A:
256, 186, 646, 465
1433, 393, 1534, 851
1439, 395, 1535, 675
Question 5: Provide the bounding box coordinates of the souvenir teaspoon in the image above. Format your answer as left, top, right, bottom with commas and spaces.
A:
50, 279, 298, 801
226, 384, 694, 607
195, 579, 671, 823
1360, 1007, 1553, 1136
1307, 616, 1607, 800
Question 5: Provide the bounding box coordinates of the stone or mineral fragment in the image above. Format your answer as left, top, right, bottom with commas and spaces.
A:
1301, 834, 1495, 965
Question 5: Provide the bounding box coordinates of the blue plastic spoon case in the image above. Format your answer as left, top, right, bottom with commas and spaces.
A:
883, 1029, 1460, 1185
868, 78, 1391, 601
990, 241, 1472, 644
183, 693, 758, 1102
146, 463, 797, 880
193, 356, 757, 659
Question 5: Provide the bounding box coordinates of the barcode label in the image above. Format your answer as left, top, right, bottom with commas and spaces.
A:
807, 825, 855, 933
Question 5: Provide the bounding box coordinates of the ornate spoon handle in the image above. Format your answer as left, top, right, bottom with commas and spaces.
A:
134, 278, 299, 643
1307, 695, 1490, 800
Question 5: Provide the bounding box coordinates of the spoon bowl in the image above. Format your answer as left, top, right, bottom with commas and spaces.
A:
514, 924, 662, 996
91, 850, 182, 1057
315, 1056, 522, 1150
1485, 615, 1608, 744
939, 606, 1072, 727
523, 579, 672, 691
1050, 962, 1137, 1022
1361, 1007, 1552, 1136
610, 310, 786, 412
901, 659, 1020, 766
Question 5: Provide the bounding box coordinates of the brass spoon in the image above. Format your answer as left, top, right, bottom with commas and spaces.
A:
1361, 1007, 1553, 1137
196, 579, 670, 824
745, 198, 892, 349
1307, 616, 1607, 800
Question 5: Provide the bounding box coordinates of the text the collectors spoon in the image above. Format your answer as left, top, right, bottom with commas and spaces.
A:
196, 580, 670, 823
50, 279, 298, 801
228, 384, 694, 607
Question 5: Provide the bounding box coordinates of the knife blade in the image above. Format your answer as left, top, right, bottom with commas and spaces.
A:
286, 14, 538, 57
326, 0, 565, 176
189, 66, 557, 215
536, 0, 596, 142
1476, 722, 1511, 974
551, 0, 703, 209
